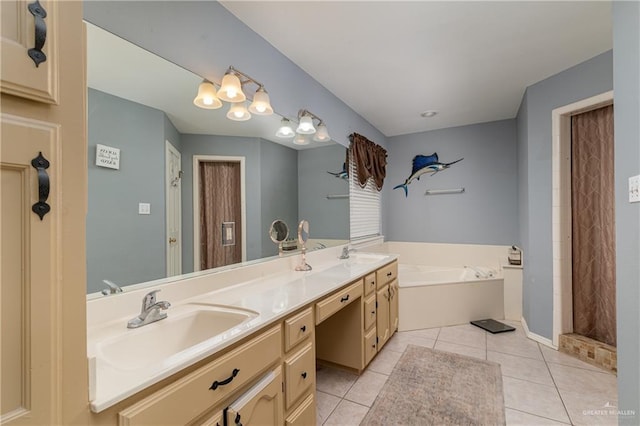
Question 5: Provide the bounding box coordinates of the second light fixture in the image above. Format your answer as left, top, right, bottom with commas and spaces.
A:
277, 109, 331, 145
193, 66, 273, 121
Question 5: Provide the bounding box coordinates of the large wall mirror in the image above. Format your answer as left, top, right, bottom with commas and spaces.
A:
86, 22, 349, 296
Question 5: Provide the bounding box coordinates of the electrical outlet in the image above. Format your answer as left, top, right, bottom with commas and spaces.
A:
629, 175, 640, 203
138, 203, 151, 214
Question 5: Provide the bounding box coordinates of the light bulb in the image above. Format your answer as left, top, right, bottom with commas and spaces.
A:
249, 87, 273, 115
276, 118, 295, 138
218, 72, 246, 102
226, 102, 251, 121
313, 123, 331, 142
293, 133, 309, 145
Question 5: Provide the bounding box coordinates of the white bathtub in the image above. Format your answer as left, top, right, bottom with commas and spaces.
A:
398, 264, 505, 331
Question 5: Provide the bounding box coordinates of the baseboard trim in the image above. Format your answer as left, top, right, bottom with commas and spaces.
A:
521, 316, 557, 349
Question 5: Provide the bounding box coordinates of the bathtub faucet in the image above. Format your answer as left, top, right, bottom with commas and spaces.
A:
465, 265, 489, 279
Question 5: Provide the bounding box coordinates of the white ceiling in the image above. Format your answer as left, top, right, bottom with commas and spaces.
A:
221, 1, 612, 137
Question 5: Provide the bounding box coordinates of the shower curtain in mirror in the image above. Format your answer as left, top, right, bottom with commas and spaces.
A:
571, 104, 616, 347
199, 161, 242, 270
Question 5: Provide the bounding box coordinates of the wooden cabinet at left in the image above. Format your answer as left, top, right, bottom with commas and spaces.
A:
1, 1, 88, 425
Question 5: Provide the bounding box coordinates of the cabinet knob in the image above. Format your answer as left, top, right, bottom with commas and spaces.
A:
301, 371, 307, 379
387, 272, 392, 277
300, 325, 306, 332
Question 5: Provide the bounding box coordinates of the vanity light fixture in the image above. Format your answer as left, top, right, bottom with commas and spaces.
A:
313, 123, 331, 142
293, 133, 310, 145
296, 113, 315, 134
275, 118, 295, 138
194, 66, 273, 119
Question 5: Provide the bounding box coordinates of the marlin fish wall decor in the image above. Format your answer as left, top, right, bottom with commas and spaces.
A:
327, 162, 348, 180
393, 153, 463, 197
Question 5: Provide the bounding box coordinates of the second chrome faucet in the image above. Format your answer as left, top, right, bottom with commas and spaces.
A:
127, 289, 171, 329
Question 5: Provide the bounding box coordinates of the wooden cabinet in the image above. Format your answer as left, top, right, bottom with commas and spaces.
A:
285, 394, 314, 426
364, 272, 377, 297
118, 326, 281, 426
1, 2, 87, 425
283, 308, 315, 425
376, 284, 391, 350
315, 280, 363, 325
375, 261, 399, 352
197, 410, 223, 426
225, 367, 283, 426
363, 293, 377, 331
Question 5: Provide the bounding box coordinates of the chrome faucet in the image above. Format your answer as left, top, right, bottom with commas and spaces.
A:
101, 279, 123, 295
127, 290, 171, 329
339, 246, 356, 259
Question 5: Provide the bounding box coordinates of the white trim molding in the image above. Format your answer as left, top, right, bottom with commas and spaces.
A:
521, 316, 556, 349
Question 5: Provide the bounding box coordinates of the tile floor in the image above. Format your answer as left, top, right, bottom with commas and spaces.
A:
315, 321, 618, 425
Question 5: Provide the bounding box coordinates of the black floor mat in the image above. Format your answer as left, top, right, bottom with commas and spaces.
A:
470, 319, 516, 334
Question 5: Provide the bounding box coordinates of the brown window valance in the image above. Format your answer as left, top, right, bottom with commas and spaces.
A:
349, 133, 387, 191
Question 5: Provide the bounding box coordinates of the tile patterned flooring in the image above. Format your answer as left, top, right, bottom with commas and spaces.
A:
315, 321, 618, 425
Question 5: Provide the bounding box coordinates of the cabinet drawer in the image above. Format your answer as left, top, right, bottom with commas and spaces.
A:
316, 280, 363, 325
376, 262, 398, 288
285, 393, 315, 426
197, 410, 223, 426
364, 327, 377, 366
364, 272, 377, 297
118, 326, 281, 426
225, 367, 283, 426
364, 293, 377, 331
284, 342, 315, 409
284, 307, 313, 352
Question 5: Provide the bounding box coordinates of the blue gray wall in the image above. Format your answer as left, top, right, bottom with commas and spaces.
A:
516, 51, 613, 339
83, 1, 387, 149
613, 1, 640, 421
298, 145, 350, 241
87, 89, 169, 292
384, 119, 518, 245
260, 140, 299, 258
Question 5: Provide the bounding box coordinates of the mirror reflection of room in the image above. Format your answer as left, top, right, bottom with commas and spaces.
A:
85, 23, 349, 295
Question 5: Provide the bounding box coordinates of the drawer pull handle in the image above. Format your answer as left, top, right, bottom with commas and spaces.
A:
371, 310, 375, 315
300, 325, 306, 332
340, 295, 350, 303
209, 368, 239, 391
301, 371, 307, 379
235, 413, 242, 426
27, 0, 47, 67
387, 272, 392, 277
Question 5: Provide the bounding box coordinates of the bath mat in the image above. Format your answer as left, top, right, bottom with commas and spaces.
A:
362, 345, 505, 426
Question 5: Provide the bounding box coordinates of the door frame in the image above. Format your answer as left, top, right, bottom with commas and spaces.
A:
192, 155, 246, 272
165, 141, 182, 276
551, 90, 613, 347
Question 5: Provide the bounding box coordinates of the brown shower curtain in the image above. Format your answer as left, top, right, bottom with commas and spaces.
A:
199, 161, 242, 270
571, 104, 616, 347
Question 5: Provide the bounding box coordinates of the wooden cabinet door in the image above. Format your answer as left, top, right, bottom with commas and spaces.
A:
376, 284, 390, 351
225, 367, 283, 426
1, 0, 58, 103
1, 2, 87, 425
389, 279, 399, 334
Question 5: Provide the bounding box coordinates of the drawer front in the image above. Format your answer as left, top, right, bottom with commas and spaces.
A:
284, 342, 315, 409
284, 307, 313, 352
363, 293, 377, 331
376, 262, 398, 288
364, 327, 377, 366
316, 280, 363, 325
285, 393, 315, 426
197, 410, 223, 426
118, 326, 281, 426
363, 272, 376, 297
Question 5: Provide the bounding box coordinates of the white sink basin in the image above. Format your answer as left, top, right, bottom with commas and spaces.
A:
344, 252, 388, 265
96, 304, 258, 370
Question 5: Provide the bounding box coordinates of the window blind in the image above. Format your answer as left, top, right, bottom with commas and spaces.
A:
349, 150, 381, 240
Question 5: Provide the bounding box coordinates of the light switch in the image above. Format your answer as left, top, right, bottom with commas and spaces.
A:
629, 175, 640, 203
138, 203, 151, 214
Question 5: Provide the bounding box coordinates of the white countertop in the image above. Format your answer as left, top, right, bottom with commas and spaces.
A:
87, 251, 397, 412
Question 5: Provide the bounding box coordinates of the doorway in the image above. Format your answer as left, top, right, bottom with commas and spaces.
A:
166, 141, 182, 276
552, 90, 614, 347
192, 155, 246, 271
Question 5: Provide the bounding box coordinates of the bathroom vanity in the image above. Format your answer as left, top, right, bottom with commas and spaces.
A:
86, 248, 398, 425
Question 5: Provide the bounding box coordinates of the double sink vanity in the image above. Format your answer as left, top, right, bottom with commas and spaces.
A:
87, 247, 399, 425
